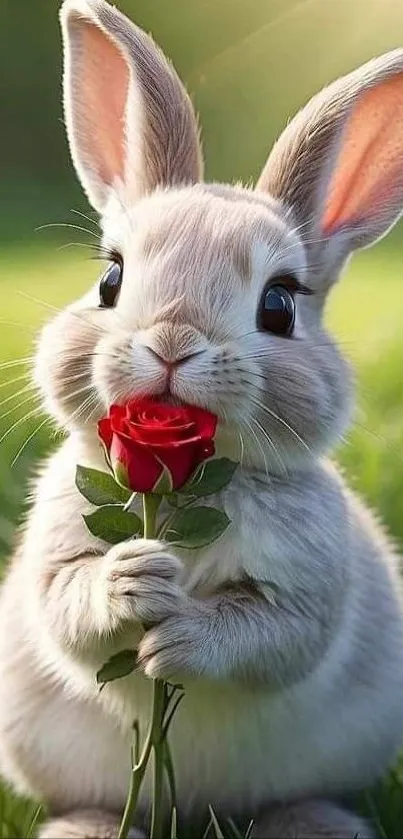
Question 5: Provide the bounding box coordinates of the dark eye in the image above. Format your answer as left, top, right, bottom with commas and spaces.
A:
258, 284, 296, 336
99, 261, 123, 308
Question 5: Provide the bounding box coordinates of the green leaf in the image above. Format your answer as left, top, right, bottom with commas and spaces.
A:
83, 505, 142, 544
180, 458, 238, 497
76, 465, 131, 506
96, 649, 138, 684
164, 506, 230, 549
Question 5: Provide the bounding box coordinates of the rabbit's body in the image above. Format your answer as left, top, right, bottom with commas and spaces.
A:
0, 432, 402, 825
2, 0, 403, 835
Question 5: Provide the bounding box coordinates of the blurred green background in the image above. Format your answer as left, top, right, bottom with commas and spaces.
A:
1, 0, 403, 835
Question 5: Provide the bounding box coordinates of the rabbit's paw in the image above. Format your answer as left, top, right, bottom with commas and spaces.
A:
138, 610, 208, 679
97, 539, 185, 630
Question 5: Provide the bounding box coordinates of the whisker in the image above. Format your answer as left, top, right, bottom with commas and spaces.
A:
250, 415, 288, 477
249, 392, 311, 455
59, 382, 94, 404
35, 222, 102, 241
79, 394, 101, 422
0, 392, 40, 424
0, 356, 35, 372
237, 429, 245, 468
233, 339, 358, 363
243, 418, 269, 479
15, 291, 107, 337
86, 394, 105, 424
56, 242, 98, 253
11, 416, 52, 469
68, 389, 98, 425
0, 320, 36, 332
54, 370, 90, 386
70, 209, 100, 229
0, 405, 44, 447
0, 383, 37, 412
0, 372, 30, 392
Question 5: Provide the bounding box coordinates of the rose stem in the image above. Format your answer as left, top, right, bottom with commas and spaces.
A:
118, 722, 154, 839
142, 493, 161, 539
118, 493, 167, 839
142, 493, 167, 839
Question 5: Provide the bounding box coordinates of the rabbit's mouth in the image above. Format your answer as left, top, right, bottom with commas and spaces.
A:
134, 387, 184, 407
147, 389, 213, 415
152, 391, 193, 409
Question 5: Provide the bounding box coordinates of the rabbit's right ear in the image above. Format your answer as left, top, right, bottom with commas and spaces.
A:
256, 50, 403, 286
60, 0, 203, 213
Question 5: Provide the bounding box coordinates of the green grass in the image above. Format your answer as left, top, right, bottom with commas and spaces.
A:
0, 240, 403, 836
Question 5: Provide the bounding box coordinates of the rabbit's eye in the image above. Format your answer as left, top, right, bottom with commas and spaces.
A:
99, 261, 123, 308
258, 284, 295, 336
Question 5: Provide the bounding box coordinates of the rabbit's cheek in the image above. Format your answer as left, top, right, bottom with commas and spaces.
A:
35, 309, 101, 427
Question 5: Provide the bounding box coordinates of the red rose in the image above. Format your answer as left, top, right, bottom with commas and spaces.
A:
98, 399, 217, 493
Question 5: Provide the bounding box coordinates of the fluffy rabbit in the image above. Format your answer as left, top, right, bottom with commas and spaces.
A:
1, 0, 403, 836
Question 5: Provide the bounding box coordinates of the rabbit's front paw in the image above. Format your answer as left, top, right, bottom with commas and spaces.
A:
98, 539, 185, 630
138, 611, 208, 680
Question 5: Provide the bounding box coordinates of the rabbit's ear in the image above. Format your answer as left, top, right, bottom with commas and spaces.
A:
60, 0, 203, 212
256, 50, 403, 282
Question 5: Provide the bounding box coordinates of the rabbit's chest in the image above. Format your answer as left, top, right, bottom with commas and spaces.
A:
174, 491, 298, 593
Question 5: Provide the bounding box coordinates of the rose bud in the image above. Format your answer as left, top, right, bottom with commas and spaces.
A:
98, 399, 217, 494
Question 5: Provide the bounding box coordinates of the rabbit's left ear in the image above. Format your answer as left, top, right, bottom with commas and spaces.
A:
256, 50, 403, 283
60, 0, 203, 213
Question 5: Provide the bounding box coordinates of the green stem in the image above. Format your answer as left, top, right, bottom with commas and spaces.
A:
123, 491, 137, 513
143, 494, 166, 839
163, 739, 177, 812
119, 493, 167, 839
157, 496, 195, 539
150, 680, 166, 839
118, 721, 154, 839
117, 680, 167, 839
143, 493, 161, 538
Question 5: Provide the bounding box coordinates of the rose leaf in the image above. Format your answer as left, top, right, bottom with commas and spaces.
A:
83, 505, 142, 544
164, 506, 230, 549
96, 649, 138, 684
180, 458, 238, 497
76, 465, 131, 506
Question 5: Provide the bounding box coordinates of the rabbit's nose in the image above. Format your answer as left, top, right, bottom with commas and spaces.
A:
136, 322, 208, 366
145, 346, 206, 367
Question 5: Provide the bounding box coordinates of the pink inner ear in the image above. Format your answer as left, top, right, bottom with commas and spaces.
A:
322, 73, 403, 234
80, 21, 129, 186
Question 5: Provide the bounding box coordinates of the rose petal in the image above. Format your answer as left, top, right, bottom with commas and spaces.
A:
184, 405, 217, 440
126, 421, 196, 445
99, 398, 218, 493
110, 434, 162, 493
97, 417, 113, 449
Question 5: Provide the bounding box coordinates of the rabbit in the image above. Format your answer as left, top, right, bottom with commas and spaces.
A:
1, 0, 403, 836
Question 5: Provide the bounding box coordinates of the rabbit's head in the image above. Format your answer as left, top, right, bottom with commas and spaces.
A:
36, 0, 403, 473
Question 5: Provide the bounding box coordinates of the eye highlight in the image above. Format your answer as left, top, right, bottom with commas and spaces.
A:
99, 260, 123, 308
